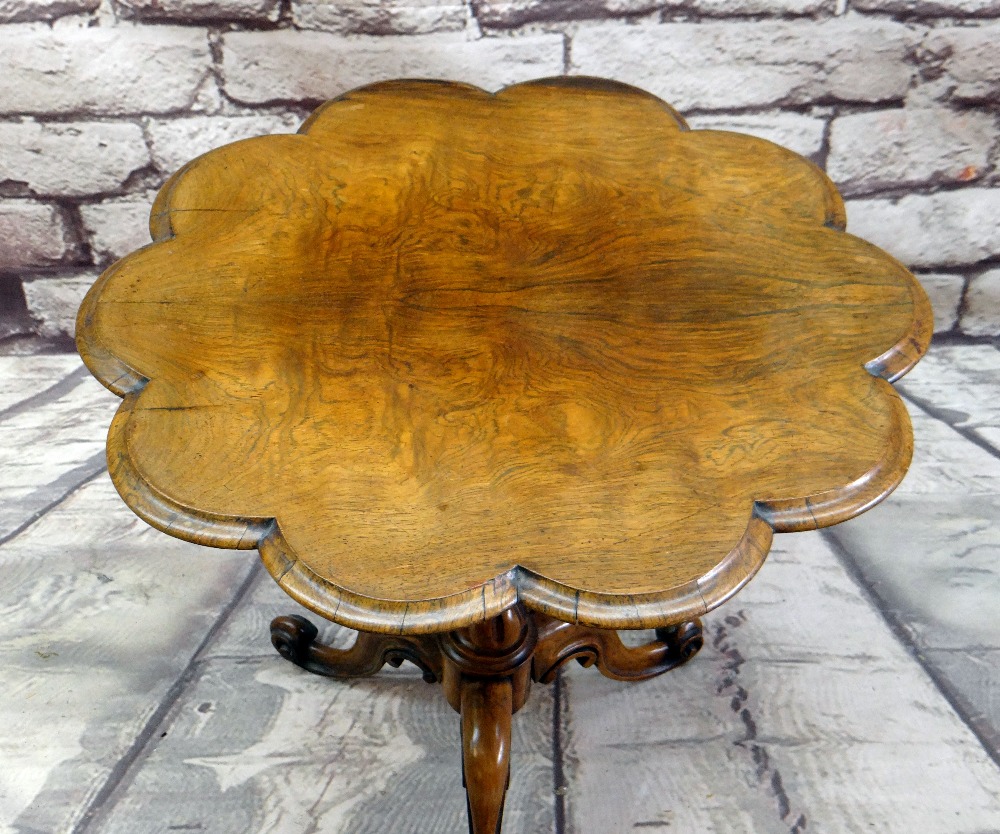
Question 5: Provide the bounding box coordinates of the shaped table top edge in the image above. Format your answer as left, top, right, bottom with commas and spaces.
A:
75, 77, 933, 636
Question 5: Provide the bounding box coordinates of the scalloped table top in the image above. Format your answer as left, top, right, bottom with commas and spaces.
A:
77, 77, 931, 634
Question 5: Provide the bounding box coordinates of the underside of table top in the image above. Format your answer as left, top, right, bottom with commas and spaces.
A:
77, 77, 931, 634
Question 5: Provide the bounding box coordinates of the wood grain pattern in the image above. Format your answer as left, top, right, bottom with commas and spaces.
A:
76, 77, 930, 634
10, 354, 1000, 834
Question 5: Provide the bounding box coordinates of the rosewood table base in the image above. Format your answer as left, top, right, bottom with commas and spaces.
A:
270, 606, 704, 834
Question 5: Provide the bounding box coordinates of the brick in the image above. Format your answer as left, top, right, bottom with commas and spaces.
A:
295, 0, 468, 34
21, 272, 97, 338
0, 0, 98, 22
0, 25, 211, 116
961, 268, 1000, 337
827, 108, 995, 196
117, 0, 280, 21
923, 25, 1000, 103
686, 111, 826, 159
0, 120, 151, 198
0, 201, 73, 268
221, 30, 565, 104
570, 19, 916, 111
959, 269, 1000, 336
80, 197, 155, 265
147, 114, 301, 175
916, 272, 964, 333
846, 189, 1000, 269
854, 0, 1000, 16
473, 0, 666, 28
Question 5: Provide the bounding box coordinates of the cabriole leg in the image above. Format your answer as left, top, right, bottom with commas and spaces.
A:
441, 606, 536, 834
460, 677, 513, 834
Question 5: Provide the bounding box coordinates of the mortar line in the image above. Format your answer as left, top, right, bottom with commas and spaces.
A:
72, 558, 264, 834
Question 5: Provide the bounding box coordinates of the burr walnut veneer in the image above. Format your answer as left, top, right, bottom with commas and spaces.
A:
76, 77, 930, 833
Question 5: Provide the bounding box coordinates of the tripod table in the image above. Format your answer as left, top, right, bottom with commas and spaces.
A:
76, 76, 931, 833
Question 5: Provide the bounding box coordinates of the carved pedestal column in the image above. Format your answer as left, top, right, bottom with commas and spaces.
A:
440, 606, 537, 834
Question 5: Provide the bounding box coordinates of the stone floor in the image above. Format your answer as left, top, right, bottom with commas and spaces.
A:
1, 342, 998, 834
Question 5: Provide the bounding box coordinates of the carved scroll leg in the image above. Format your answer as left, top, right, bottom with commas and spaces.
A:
270, 614, 442, 683
532, 614, 704, 684
460, 677, 513, 834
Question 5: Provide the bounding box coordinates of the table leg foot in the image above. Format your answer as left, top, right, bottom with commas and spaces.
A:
270, 614, 442, 683
461, 677, 512, 834
532, 615, 704, 683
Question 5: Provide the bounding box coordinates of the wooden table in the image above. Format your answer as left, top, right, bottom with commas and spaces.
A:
76, 77, 930, 833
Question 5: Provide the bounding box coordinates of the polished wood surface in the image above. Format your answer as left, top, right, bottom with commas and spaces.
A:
442, 607, 536, 834
461, 678, 512, 834
76, 77, 931, 634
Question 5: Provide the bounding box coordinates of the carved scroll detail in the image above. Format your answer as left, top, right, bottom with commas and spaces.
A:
270, 614, 443, 683
531, 614, 704, 684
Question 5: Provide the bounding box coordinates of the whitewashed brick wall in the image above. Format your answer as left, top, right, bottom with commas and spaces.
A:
0, 0, 997, 343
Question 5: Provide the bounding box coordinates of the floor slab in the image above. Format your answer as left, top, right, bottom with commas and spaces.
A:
0, 354, 85, 415
829, 494, 1000, 765
87, 571, 557, 834
898, 407, 1000, 497
0, 476, 254, 834
0, 368, 118, 543
828, 344, 1000, 766
561, 532, 1000, 833
898, 343, 1000, 444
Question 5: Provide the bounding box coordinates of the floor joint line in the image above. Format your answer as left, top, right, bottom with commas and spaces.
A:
0, 456, 107, 549
900, 387, 1000, 462
552, 670, 567, 834
71, 559, 265, 834
822, 528, 1000, 771
0, 363, 90, 424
